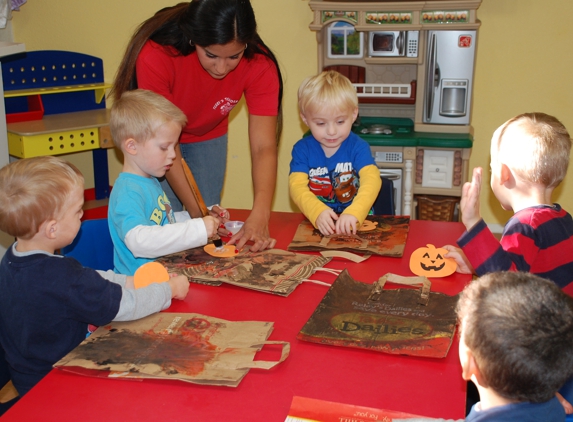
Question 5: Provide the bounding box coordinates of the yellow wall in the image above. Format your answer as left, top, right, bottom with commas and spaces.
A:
10, 0, 573, 226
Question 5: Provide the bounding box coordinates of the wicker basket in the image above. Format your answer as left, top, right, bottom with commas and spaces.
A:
415, 195, 459, 222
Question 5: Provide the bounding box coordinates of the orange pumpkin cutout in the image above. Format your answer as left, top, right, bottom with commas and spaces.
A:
134, 262, 170, 289
409, 244, 456, 277
204, 243, 238, 258
357, 220, 378, 232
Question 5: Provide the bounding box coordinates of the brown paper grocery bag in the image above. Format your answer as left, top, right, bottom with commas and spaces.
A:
297, 270, 459, 358
157, 248, 331, 296
287, 216, 410, 257
54, 313, 289, 387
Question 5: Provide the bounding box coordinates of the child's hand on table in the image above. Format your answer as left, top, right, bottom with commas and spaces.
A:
168, 274, 190, 300
443, 245, 474, 274
316, 209, 338, 236
336, 214, 358, 235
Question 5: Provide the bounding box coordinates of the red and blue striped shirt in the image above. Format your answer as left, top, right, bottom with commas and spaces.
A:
458, 204, 573, 295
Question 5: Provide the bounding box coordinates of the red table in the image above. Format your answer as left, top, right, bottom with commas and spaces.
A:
3, 211, 470, 421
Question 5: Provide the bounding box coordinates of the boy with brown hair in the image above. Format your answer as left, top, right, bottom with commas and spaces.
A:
457, 271, 573, 421
0, 156, 189, 399
444, 112, 573, 294
109, 89, 222, 275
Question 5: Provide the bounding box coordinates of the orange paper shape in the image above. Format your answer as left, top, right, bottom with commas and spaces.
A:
204, 243, 238, 258
357, 220, 378, 232
409, 244, 456, 277
134, 262, 170, 289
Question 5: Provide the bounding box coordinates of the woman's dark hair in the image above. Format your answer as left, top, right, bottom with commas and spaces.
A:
112, 0, 283, 139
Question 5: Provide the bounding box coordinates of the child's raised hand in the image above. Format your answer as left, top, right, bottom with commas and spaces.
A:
442, 245, 474, 274
201, 215, 219, 238
335, 214, 358, 235
316, 209, 338, 236
460, 167, 483, 231
167, 274, 189, 300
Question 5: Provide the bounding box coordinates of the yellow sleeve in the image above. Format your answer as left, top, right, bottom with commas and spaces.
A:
289, 172, 330, 228
342, 165, 382, 225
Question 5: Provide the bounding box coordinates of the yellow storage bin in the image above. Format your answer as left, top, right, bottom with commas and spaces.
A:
7, 127, 100, 158
6, 108, 110, 158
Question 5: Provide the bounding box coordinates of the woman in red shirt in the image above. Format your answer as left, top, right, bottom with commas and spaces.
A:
112, 0, 283, 252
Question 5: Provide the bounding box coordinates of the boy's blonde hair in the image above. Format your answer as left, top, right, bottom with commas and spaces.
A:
495, 112, 571, 188
298, 70, 358, 116
110, 89, 187, 149
0, 156, 84, 239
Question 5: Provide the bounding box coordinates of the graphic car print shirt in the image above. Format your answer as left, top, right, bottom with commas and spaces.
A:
290, 132, 376, 214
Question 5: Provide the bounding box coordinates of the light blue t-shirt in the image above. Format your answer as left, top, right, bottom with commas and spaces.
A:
108, 173, 176, 275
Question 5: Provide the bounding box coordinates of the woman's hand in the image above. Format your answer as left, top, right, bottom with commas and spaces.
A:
210, 205, 230, 237
226, 210, 276, 252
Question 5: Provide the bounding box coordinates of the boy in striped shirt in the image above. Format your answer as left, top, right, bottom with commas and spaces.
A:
444, 112, 573, 414
444, 112, 573, 294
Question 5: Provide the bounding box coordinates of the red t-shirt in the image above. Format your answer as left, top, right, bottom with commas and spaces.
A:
136, 40, 280, 143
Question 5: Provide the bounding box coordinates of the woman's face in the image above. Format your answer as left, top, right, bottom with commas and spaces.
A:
195, 41, 246, 79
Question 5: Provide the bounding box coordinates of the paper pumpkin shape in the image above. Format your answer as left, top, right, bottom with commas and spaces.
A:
134, 262, 170, 289
204, 243, 238, 258
357, 220, 378, 232
409, 244, 456, 277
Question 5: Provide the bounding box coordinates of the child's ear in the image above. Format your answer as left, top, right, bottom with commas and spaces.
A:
123, 138, 138, 156
300, 112, 308, 127
351, 107, 359, 122
499, 163, 516, 189
461, 348, 488, 388
43, 219, 58, 240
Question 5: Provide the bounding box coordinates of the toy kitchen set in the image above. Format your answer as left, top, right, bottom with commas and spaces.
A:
306, 0, 482, 219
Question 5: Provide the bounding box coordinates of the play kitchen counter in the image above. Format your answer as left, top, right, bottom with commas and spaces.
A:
354, 116, 471, 217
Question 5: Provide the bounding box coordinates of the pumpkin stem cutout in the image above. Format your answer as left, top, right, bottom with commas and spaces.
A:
409, 244, 456, 277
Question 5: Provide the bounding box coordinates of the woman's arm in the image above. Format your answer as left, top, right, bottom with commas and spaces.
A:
163, 145, 202, 218
228, 114, 278, 252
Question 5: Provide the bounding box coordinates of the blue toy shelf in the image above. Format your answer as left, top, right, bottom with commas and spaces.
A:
2, 50, 113, 200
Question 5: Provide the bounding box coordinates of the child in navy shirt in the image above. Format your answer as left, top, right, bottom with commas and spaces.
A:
457, 272, 573, 421
0, 156, 189, 402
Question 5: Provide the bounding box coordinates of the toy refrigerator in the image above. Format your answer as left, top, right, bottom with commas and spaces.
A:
423, 30, 477, 125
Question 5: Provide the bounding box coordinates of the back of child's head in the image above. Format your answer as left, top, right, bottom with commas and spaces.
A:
494, 112, 571, 188
298, 70, 358, 116
0, 156, 84, 239
110, 89, 187, 149
457, 271, 573, 403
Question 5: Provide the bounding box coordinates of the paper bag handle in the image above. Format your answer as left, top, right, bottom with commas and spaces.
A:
370, 273, 431, 306
236, 341, 290, 370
